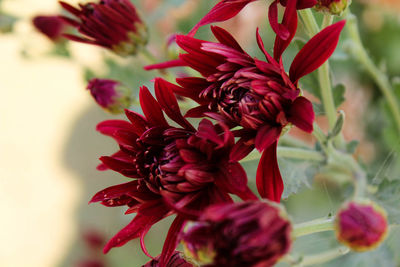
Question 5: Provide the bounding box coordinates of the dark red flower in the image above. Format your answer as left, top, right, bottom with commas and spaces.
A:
143, 251, 193, 267
87, 78, 133, 114
91, 78, 256, 265
32, 15, 66, 41
181, 201, 292, 267
187, 0, 316, 39
59, 0, 148, 56
146, 20, 345, 202
335, 200, 388, 252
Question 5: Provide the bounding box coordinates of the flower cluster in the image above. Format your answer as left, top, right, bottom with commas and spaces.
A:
50, 0, 351, 266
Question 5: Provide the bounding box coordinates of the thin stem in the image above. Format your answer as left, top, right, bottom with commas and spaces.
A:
346, 12, 400, 134
293, 217, 335, 238
240, 147, 325, 163
296, 246, 350, 266
300, 11, 346, 148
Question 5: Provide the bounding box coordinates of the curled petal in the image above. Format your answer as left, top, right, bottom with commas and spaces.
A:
289, 20, 346, 83
256, 142, 283, 202
254, 125, 282, 151
287, 96, 314, 133
268, 1, 290, 41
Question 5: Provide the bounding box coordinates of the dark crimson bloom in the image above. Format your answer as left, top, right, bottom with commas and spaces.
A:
143, 251, 193, 267
335, 200, 388, 252
188, 0, 316, 39
181, 201, 292, 267
59, 0, 148, 56
146, 13, 346, 202
32, 15, 66, 41
91, 78, 256, 265
315, 0, 348, 15
87, 78, 133, 114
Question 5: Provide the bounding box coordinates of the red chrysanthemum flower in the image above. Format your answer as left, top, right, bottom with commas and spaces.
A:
59, 0, 148, 56
32, 15, 66, 41
181, 200, 292, 267
187, 0, 316, 40
143, 251, 193, 267
146, 13, 345, 202
91, 78, 256, 265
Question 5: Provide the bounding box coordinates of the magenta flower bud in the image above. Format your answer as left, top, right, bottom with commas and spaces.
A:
32, 15, 66, 41
87, 78, 133, 114
143, 251, 194, 267
59, 0, 148, 56
181, 201, 292, 266
315, 0, 348, 15
335, 200, 388, 252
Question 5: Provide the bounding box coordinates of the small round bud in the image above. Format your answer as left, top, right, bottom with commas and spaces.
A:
181, 201, 292, 267
87, 78, 134, 114
335, 199, 388, 252
315, 0, 348, 16
32, 15, 66, 41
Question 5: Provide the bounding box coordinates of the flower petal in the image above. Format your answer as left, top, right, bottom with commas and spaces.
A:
254, 125, 282, 151
159, 215, 186, 267
144, 59, 186, 71
256, 141, 283, 202
273, 0, 298, 60
268, 0, 290, 41
139, 86, 169, 127
287, 96, 314, 132
154, 78, 195, 131
211, 25, 245, 53
289, 20, 346, 83
188, 0, 255, 37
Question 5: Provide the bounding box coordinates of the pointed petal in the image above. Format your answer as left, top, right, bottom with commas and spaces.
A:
90, 181, 138, 203
185, 105, 210, 118
273, 0, 298, 60
154, 78, 195, 131
280, 0, 317, 9
229, 138, 255, 162
256, 142, 283, 202
103, 212, 165, 253
287, 96, 314, 132
268, 1, 290, 41
211, 26, 245, 53
139, 86, 169, 127
289, 20, 346, 83
144, 59, 186, 71
256, 28, 275, 63
125, 109, 149, 136
188, 0, 255, 37
254, 125, 282, 151
159, 215, 186, 267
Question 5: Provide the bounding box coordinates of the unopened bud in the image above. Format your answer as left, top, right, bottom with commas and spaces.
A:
32, 15, 66, 41
142, 251, 193, 267
315, 0, 349, 16
335, 199, 388, 252
87, 78, 133, 114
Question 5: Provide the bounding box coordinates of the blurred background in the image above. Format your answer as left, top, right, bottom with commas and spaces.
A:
1, 0, 400, 266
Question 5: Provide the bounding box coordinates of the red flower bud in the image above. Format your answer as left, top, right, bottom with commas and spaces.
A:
315, 0, 348, 15
86, 78, 133, 114
32, 15, 66, 41
59, 0, 148, 56
181, 201, 292, 266
335, 200, 388, 252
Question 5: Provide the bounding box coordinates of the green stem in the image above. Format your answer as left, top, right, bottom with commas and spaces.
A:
293, 217, 335, 238
240, 147, 325, 163
346, 12, 400, 134
295, 246, 350, 266
140, 48, 175, 82
300, 11, 346, 148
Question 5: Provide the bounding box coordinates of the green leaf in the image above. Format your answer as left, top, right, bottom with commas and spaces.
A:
279, 158, 318, 199
332, 83, 346, 108
372, 179, 400, 224
329, 110, 345, 138
346, 140, 359, 154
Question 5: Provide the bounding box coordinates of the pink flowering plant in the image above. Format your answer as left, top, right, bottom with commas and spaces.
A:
28, 0, 400, 266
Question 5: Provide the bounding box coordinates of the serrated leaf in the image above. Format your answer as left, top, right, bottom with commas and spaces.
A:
279, 158, 318, 199
372, 179, 400, 224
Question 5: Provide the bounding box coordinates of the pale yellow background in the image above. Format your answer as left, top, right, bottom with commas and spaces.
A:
0, 0, 104, 266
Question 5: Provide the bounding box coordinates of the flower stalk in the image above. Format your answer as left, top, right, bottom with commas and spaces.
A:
240, 147, 325, 163
293, 246, 350, 266
345, 11, 400, 134
293, 216, 335, 238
